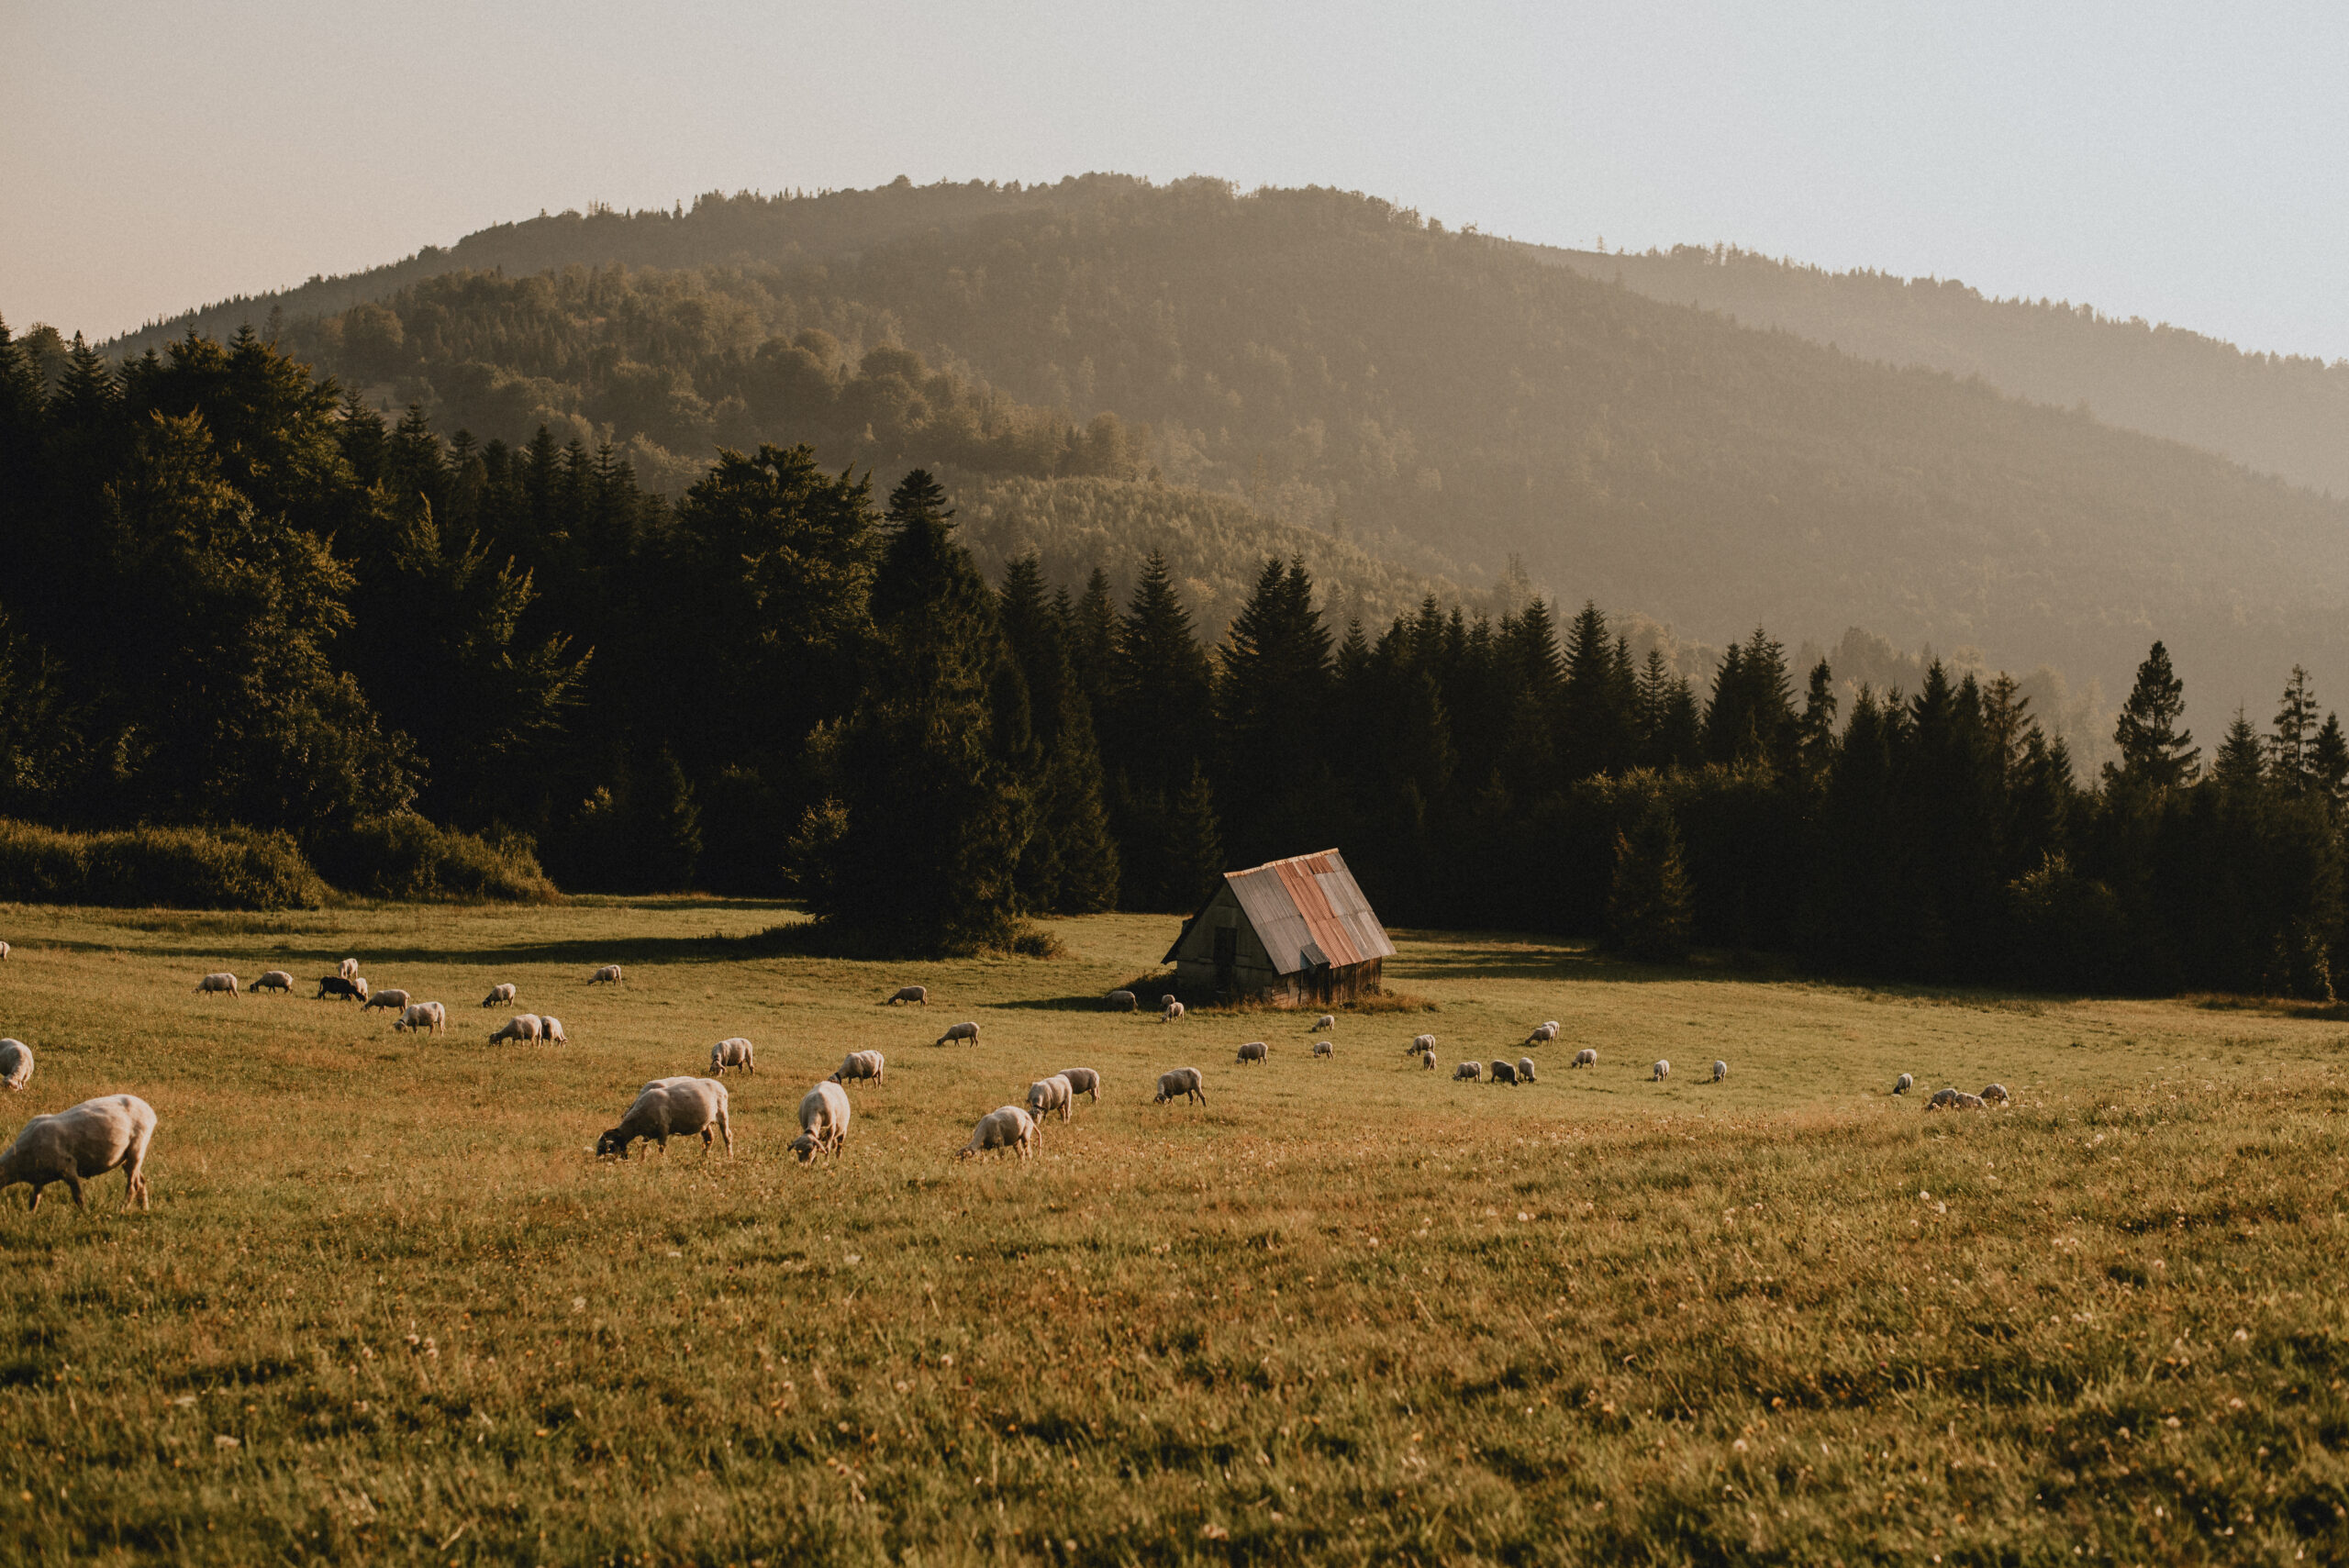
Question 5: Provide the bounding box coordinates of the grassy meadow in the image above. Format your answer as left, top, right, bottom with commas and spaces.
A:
0, 898, 2341, 1564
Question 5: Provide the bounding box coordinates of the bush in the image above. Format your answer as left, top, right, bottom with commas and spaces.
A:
306, 814, 559, 903
0, 818, 328, 910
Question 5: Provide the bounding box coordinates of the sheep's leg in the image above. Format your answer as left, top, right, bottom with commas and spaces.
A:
62, 1173, 84, 1208
25, 1182, 41, 1212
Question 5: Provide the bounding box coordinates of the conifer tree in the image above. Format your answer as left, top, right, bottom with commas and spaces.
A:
2211, 708, 2267, 793
1165, 764, 1226, 911
2109, 639, 2198, 790
1607, 796, 1694, 962
2272, 665, 2321, 794
1796, 659, 1838, 776
2310, 714, 2349, 811
1559, 601, 1630, 778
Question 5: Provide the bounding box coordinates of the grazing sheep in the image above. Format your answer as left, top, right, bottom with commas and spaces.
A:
0, 1041, 30, 1093
598, 1076, 732, 1160
1236, 1040, 1267, 1065
539, 1016, 568, 1045
1314, 1014, 1336, 1031
1313, 1040, 1334, 1059
0, 941, 9, 960
1105, 990, 1137, 1012
313, 975, 364, 1001
480, 983, 516, 1008
195, 973, 239, 998
934, 1021, 980, 1048
959, 1105, 1037, 1161
1523, 1020, 1561, 1047
789, 1081, 852, 1163
1152, 1067, 1207, 1106
1162, 997, 1186, 1022
588, 964, 624, 985
710, 1038, 756, 1075
1894, 1073, 1915, 1095
829, 1050, 885, 1086
1517, 1056, 1537, 1084
361, 987, 412, 1015
887, 985, 928, 1006
250, 970, 293, 995
1419, 1051, 1435, 1071
1027, 1073, 1074, 1123
392, 1002, 447, 1034
1925, 1087, 1961, 1110
339, 958, 360, 981
1980, 1083, 2010, 1105
1573, 1048, 1598, 1069
1059, 1067, 1100, 1103
1453, 1061, 1482, 1082
1411, 1033, 1437, 1056
0, 1095, 155, 1211
489, 1013, 544, 1046
1711, 1060, 1729, 1083
1933, 1090, 1987, 1111
1488, 1061, 1520, 1085
1651, 1059, 1671, 1082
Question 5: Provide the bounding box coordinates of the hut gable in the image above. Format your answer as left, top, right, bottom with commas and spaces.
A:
1163, 850, 1394, 1005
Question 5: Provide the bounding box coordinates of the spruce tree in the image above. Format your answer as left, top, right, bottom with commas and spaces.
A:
2109, 639, 2199, 790
1607, 796, 1695, 962
1165, 764, 1226, 911
1797, 659, 1839, 776
2272, 665, 2320, 794
1558, 601, 1629, 778
2211, 708, 2267, 793
2311, 714, 2349, 811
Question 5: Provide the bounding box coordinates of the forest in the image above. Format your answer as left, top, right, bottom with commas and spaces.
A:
3, 319, 2346, 996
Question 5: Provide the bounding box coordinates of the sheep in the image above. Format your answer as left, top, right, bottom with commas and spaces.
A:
588, 964, 624, 985
959, 1105, 1036, 1160
1027, 1073, 1074, 1123
489, 1013, 544, 1046
195, 972, 239, 998
1489, 1060, 1520, 1085
1925, 1087, 1961, 1110
1893, 1073, 1915, 1095
1453, 1061, 1482, 1082
710, 1038, 757, 1075
1419, 1051, 1435, 1071
598, 1076, 732, 1160
1152, 1067, 1207, 1106
1105, 990, 1137, 1012
1651, 1059, 1671, 1082
0, 941, 9, 960
1572, 1048, 1598, 1069
540, 1016, 568, 1045
1523, 1020, 1561, 1047
1162, 997, 1186, 1022
250, 971, 293, 995
829, 1050, 885, 1086
1236, 1040, 1267, 1064
1711, 1060, 1729, 1083
313, 975, 364, 1002
339, 958, 360, 981
392, 1002, 447, 1034
1313, 1040, 1334, 1059
481, 983, 517, 1008
1410, 1033, 1437, 1056
0, 1041, 30, 1093
0, 1095, 155, 1211
1058, 1067, 1100, 1102
1980, 1083, 2010, 1105
934, 1021, 980, 1048
887, 985, 928, 1006
1517, 1056, 1537, 1084
1313, 1014, 1336, 1031
789, 1081, 852, 1163
361, 987, 412, 1015
1932, 1090, 1987, 1111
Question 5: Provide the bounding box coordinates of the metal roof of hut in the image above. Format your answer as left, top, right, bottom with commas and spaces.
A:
1162, 849, 1396, 973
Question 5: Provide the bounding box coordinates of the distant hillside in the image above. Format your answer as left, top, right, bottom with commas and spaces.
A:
1532, 241, 2349, 497
87, 175, 2349, 717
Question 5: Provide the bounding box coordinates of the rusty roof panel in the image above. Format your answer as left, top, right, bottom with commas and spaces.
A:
1197, 849, 1394, 975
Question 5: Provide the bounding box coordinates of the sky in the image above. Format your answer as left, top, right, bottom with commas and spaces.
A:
6, 0, 2347, 359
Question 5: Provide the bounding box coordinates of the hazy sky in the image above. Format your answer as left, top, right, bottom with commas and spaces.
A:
7, 1, 2345, 358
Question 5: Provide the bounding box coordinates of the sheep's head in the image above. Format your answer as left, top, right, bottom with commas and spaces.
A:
594, 1129, 629, 1158
790, 1132, 820, 1163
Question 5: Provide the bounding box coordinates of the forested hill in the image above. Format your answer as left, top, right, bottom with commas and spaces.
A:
1531, 241, 2349, 498
83, 175, 2349, 711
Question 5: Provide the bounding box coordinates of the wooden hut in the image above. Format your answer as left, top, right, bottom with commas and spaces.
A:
1163, 850, 1396, 1006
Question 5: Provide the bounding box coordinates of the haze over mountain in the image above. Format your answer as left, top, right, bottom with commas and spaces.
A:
87, 174, 2349, 723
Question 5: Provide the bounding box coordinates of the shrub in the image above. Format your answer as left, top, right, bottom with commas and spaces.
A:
0, 818, 328, 910
306, 815, 559, 904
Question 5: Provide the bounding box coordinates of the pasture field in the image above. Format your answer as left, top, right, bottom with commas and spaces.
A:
0, 898, 2343, 1565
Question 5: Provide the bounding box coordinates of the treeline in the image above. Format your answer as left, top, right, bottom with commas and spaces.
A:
4, 321, 2346, 991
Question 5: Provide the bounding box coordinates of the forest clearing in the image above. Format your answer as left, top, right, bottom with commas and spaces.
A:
0, 897, 2341, 1564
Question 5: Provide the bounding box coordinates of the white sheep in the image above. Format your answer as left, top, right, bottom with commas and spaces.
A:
887, 985, 928, 1006
0, 941, 10, 960
481, 983, 517, 1008
1162, 997, 1186, 1022
1453, 1061, 1481, 1082
1105, 990, 1137, 1012
1419, 1051, 1435, 1071
1314, 1014, 1336, 1031
790, 1081, 852, 1163
0, 1095, 155, 1210
1711, 1060, 1729, 1083
1517, 1056, 1537, 1084
1925, 1087, 1961, 1110
540, 1016, 568, 1045
489, 1013, 543, 1046
339, 958, 360, 981
830, 1050, 885, 1086
250, 970, 293, 994
392, 1002, 447, 1034
1058, 1067, 1101, 1102
0, 1040, 30, 1093
710, 1038, 757, 1075
1026, 1073, 1074, 1123
1313, 1040, 1334, 1059
1523, 1020, 1560, 1047
1651, 1059, 1671, 1082
1980, 1084, 2010, 1105
1152, 1067, 1207, 1106
1236, 1040, 1267, 1064
1488, 1060, 1520, 1085
960, 1105, 1036, 1160
1411, 1032, 1437, 1056
935, 1021, 980, 1047
1943, 1090, 1987, 1110
1894, 1073, 1915, 1095
588, 964, 624, 985
361, 987, 412, 1015
599, 1077, 732, 1160
1573, 1048, 1598, 1069
195, 972, 239, 998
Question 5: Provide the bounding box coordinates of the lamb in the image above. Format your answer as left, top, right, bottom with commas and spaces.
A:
1572, 1047, 1598, 1069
1893, 1073, 1915, 1095
489, 1013, 544, 1046
1980, 1083, 2010, 1105
588, 964, 624, 985
934, 1021, 980, 1047
361, 987, 412, 1014
1058, 1067, 1101, 1102
887, 985, 928, 1006
1419, 1051, 1435, 1071
313, 975, 365, 1002
339, 958, 360, 981
1313, 1040, 1334, 1059
1236, 1040, 1267, 1064
598, 1076, 732, 1160
1411, 1033, 1438, 1056
1517, 1056, 1537, 1084
0, 1095, 155, 1211
1152, 1067, 1207, 1106
1711, 1060, 1729, 1083
195, 973, 239, 998
392, 1002, 447, 1034
710, 1037, 757, 1075
480, 983, 517, 1008
1453, 1061, 1482, 1082
0, 1040, 30, 1093
1651, 1059, 1671, 1082
1925, 1087, 1961, 1110
1314, 1014, 1336, 1031
1105, 990, 1137, 1012
1162, 997, 1186, 1022
1026, 1073, 1074, 1122
250, 970, 294, 995
540, 1016, 568, 1045
789, 1081, 852, 1163
1523, 1020, 1561, 1047
1488, 1060, 1520, 1085
959, 1105, 1036, 1160
829, 1050, 885, 1085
